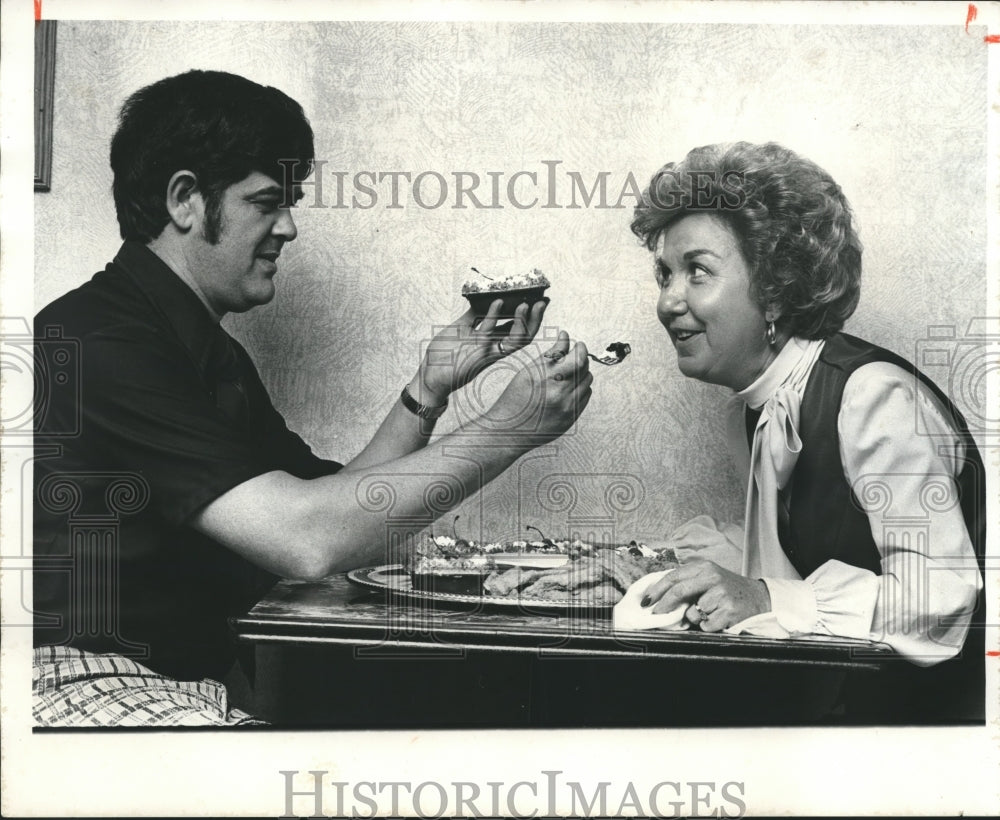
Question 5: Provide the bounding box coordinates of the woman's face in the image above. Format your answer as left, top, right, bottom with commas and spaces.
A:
654, 213, 776, 391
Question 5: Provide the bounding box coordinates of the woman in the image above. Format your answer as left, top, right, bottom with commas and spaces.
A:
630, 142, 985, 722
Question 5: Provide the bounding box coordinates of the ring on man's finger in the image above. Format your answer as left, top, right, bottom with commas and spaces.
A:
497, 339, 510, 357
694, 605, 708, 621
544, 350, 565, 361
553, 373, 565, 382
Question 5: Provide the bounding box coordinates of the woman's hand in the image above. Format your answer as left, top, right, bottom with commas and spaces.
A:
640, 558, 771, 631
415, 298, 548, 404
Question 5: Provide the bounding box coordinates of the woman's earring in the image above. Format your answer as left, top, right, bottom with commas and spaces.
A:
766, 320, 777, 346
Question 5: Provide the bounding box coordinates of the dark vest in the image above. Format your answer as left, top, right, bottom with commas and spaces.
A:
747, 333, 986, 723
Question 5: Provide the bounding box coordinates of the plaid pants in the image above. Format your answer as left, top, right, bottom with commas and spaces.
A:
33, 645, 265, 727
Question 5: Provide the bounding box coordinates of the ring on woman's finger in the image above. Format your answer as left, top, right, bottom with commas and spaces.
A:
497, 339, 510, 357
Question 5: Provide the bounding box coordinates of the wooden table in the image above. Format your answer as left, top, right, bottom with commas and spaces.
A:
232, 573, 896, 728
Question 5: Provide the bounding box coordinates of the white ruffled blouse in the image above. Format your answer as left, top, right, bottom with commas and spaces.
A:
690, 336, 982, 665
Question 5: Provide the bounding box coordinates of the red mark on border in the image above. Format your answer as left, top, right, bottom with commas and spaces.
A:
987, 651, 1000, 657
986, 34, 1000, 44
34, 0, 41, 21
966, 4, 977, 33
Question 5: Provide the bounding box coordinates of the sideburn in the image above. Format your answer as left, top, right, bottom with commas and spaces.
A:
201, 190, 225, 245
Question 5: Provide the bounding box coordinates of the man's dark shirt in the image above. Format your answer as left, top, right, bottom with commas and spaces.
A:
34, 241, 342, 681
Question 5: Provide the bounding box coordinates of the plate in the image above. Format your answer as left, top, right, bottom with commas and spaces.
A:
346, 564, 616, 611
491, 553, 569, 569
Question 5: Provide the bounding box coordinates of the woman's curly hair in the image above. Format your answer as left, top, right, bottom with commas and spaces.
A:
630, 142, 862, 340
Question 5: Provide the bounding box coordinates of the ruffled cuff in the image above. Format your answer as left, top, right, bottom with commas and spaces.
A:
806, 560, 880, 640
722, 579, 816, 639
761, 577, 819, 635
728, 563, 878, 641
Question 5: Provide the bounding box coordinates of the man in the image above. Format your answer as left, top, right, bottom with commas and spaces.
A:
33, 70, 592, 726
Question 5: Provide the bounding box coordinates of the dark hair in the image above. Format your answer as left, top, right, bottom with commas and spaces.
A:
110, 70, 314, 243
630, 142, 862, 339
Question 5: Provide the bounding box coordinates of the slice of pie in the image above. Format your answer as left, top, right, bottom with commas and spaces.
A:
461, 268, 551, 317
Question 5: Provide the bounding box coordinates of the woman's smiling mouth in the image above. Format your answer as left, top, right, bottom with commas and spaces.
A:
670, 328, 703, 343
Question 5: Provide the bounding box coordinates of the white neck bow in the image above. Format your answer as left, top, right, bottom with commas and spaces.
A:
739, 339, 825, 580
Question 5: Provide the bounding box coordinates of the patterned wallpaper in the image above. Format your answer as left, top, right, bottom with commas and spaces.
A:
34, 21, 988, 545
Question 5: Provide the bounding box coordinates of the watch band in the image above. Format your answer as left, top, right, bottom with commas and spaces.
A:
400, 384, 448, 420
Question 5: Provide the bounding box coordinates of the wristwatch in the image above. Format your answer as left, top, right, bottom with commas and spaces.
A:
400, 384, 448, 420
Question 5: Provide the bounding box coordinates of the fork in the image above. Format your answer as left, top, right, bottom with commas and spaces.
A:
545, 341, 632, 366
588, 342, 632, 366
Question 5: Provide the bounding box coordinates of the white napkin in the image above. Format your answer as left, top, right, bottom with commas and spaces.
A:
612, 570, 689, 631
